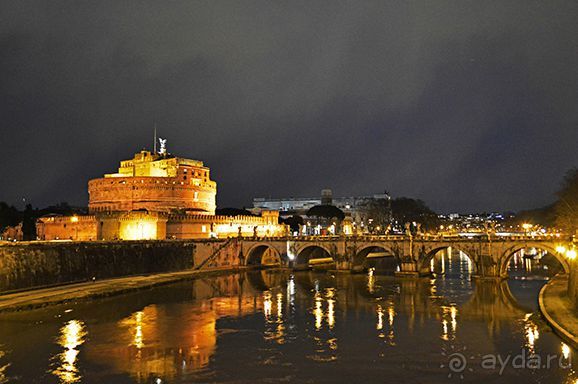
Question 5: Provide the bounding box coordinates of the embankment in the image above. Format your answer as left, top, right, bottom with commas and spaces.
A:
0, 239, 239, 293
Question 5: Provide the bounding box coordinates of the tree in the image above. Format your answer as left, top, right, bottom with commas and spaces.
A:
555, 168, 578, 234
0, 202, 20, 232
280, 215, 304, 233
391, 197, 439, 231
358, 198, 392, 233
21, 204, 37, 240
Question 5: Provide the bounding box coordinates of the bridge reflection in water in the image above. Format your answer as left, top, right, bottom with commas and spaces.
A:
0, 263, 574, 383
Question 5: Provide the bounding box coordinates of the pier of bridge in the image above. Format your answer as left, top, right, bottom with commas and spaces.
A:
236, 234, 573, 279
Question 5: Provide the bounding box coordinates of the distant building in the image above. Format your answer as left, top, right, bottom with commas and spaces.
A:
37, 148, 285, 240
1, 222, 23, 241
252, 189, 392, 234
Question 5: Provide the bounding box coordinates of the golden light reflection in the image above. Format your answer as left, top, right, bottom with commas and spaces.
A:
134, 311, 144, 350
441, 305, 458, 341
450, 306, 457, 333
314, 293, 323, 330
287, 276, 295, 299
263, 291, 272, 320
376, 305, 384, 331
562, 342, 571, 360
386, 305, 396, 345
367, 268, 375, 294
0, 349, 9, 384
441, 253, 445, 275
326, 289, 335, 329
388, 306, 395, 328
524, 315, 539, 353
276, 293, 283, 319
52, 320, 87, 384
442, 320, 449, 341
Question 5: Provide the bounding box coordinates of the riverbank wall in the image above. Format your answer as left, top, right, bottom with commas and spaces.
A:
0, 239, 238, 293
539, 274, 578, 349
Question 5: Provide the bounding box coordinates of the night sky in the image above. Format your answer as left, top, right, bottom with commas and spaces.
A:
1, 1, 577, 213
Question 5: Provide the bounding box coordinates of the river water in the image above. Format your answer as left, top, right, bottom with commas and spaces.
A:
0, 253, 575, 383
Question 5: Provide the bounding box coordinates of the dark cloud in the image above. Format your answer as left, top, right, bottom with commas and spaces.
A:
1, 1, 577, 212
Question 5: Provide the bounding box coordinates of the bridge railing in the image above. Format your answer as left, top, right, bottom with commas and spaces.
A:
233, 233, 572, 243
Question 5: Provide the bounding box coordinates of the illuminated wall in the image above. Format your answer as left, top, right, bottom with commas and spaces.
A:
97, 211, 167, 241
89, 151, 216, 214
36, 215, 98, 241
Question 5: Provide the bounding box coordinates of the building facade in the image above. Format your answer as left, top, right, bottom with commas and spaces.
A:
37, 148, 285, 240
252, 189, 392, 234
88, 150, 216, 214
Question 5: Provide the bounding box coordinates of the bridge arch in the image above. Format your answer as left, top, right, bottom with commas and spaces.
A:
419, 245, 478, 276
353, 245, 399, 273
295, 245, 334, 269
499, 242, 569, 277
246, 244, 283, 266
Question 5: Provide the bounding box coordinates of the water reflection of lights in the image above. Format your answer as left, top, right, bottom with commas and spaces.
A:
314, 293, 323, 330
276, 293, 283, 319
134, 311, 144, 349
263, 291, 286, 344
376, 305, 384, 330
441, 305, 458, 341
287, 276, 296, 298
367, 268, 375, 293
376, 304, 395, 343
524, 315, 539, 352
441, 253, 445, 275
52, 319, 87, 383
562, 342, 571, 360
450, 306, 457, 332
388, 306, 395, 328
327, 294, 335, 329
263, 291, 272, 320
0, 348, 9, 384
386, 305, 396, 344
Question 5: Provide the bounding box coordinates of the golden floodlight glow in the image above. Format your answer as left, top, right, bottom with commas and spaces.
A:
70, 216, 79, 223
556, 245, 567, 254
566, 249, 577, 260
120, 220, 157, 240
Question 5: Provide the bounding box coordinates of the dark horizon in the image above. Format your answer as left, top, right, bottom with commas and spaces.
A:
1, 1, 577, 213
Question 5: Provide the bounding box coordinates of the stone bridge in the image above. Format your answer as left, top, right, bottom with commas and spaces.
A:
237, 234, 574, 279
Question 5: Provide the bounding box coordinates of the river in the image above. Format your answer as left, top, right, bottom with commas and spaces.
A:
0, 252, 575, 383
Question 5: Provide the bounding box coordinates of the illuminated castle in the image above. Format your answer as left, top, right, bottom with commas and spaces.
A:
37, 144, 284, 241
88, 150, 217, 214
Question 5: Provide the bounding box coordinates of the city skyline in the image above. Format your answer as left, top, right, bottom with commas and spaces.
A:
1, 1, 578, 213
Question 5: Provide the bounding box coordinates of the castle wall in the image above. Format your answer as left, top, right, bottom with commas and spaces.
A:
36, 216, 97, 241
0, 239, 240, 293
36, 212, 285, 241
166, 212, 286, 239
88, 177, 216, 214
